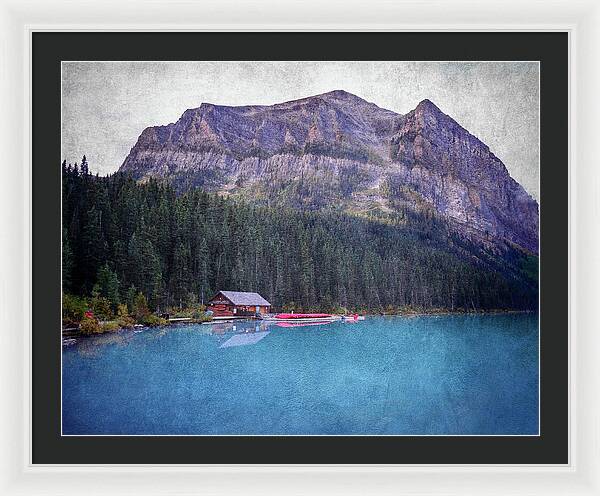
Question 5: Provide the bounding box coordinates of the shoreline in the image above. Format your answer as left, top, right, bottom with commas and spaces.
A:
62, 309, 537, 341
373, 309, 536, 317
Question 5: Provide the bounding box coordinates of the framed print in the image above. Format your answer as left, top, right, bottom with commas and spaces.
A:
31, 30, 566, 465
2, 0, 598, 493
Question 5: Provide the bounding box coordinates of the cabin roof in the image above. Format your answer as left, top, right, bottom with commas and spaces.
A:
213, 291, 271, 307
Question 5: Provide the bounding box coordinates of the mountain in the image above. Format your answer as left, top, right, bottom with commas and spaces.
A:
120, 90, 538, 254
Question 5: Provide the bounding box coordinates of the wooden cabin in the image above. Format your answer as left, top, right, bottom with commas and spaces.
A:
207, 291, 271, 317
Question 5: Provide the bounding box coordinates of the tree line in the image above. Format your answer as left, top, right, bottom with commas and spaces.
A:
62, 157, 538, 315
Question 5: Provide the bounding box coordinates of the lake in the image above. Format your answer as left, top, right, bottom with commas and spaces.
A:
62, 314, 539, 435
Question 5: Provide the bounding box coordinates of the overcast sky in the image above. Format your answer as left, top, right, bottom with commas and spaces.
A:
62, 61, 539, 200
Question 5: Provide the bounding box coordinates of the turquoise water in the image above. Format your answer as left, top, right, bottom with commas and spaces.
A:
62, 314, 539, 435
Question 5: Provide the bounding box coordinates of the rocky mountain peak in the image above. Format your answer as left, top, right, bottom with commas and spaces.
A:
318, 89, 371, 104
415, 98, 442, 113
119, 90, 539, 254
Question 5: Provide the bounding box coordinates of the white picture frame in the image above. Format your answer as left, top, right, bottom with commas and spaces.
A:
0, 0, 595, 494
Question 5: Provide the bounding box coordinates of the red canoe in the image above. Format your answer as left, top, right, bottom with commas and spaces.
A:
274, 313, 334, 319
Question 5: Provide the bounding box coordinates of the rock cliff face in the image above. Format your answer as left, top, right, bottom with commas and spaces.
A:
120, 90, 538, 253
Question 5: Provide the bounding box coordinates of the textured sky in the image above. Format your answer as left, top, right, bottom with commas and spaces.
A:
62, 61, 539, 200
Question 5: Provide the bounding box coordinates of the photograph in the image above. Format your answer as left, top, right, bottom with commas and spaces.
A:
60, 60, 540, 436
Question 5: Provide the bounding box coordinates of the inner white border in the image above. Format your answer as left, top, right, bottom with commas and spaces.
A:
58, 59, 542, 439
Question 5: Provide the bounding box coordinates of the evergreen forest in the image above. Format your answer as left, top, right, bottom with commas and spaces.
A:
62, 157, 538, 318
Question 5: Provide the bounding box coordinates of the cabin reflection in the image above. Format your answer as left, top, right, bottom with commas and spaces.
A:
219, 330, 271, 348
209, 322, 237, 335
206, 322, 271, 348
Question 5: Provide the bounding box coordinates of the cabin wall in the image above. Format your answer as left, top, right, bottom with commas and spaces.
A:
209, 296, 230, 306
207, 303, 270, 316
208, 303, 233, 316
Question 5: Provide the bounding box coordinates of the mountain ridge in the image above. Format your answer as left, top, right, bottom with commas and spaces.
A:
120, 90, 538, 254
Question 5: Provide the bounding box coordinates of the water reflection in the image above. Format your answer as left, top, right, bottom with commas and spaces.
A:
213, 319, 337, 346
220, 330, 270, 348
65, 317, 361, 357
208, 321, 272, 348
275, 321, 328, 329
206, 322, 235, 335
69, 329, 137, 357
208, 319, 332, 348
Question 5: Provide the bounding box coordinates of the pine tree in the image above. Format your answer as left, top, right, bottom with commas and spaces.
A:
80, 155, 89, 176
196, 237, 211, 305
62, 227, 73, 292
170, 240, 190, 308
94, 263, 120, 307
80, 205, 108, 293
